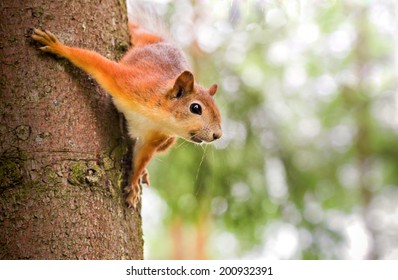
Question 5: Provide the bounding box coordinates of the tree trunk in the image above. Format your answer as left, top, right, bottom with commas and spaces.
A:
0, 0, 143, 259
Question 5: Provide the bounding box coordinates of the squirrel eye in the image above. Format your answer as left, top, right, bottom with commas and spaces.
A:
190, 103, 202, 115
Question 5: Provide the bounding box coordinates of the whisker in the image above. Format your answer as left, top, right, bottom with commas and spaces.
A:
194, 145, 208, 196
209, 146, 216, 194
174, 139, 188, 150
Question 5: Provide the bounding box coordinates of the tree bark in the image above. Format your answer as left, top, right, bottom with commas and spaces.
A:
0, 0, 143, 259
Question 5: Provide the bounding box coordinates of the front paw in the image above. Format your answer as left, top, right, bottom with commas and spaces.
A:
32, 28, 63, 56
125, 184, 141, 209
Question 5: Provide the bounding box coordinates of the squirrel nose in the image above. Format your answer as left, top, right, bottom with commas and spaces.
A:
213, 131, 222, 141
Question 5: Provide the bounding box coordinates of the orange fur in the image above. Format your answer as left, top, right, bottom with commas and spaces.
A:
32, 24, 222, 209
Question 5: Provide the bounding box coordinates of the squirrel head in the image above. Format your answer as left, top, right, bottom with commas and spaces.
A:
166, 71, 222, 144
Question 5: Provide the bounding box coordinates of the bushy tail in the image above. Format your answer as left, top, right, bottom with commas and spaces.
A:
127, 0, 169, 47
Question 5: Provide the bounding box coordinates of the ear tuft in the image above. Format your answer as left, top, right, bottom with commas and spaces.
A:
209, 84, 218, 96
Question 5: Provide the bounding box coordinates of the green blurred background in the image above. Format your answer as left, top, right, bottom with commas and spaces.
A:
129, 0, 398, 259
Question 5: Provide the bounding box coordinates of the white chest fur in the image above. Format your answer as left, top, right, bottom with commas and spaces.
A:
112, 98, 171, 140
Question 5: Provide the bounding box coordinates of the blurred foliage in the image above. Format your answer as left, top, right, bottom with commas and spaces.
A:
132, 0, 398, 259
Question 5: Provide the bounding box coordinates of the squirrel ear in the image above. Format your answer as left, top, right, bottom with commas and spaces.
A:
209, 84, 218, 96
170, 70, 194, 98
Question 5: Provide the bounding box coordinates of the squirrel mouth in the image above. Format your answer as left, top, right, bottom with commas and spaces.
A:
190, 135, 203, 144
190, 132, 204, 143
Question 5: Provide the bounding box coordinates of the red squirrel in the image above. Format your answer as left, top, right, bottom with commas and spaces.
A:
32, 21, 222, 209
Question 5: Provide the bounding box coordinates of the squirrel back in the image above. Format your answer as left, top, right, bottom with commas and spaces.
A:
123, 2, 188, 79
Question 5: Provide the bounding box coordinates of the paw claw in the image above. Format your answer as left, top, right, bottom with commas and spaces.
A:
40, 46, 51, 52
126, 190, 140, 209
125, 182, 141, 209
